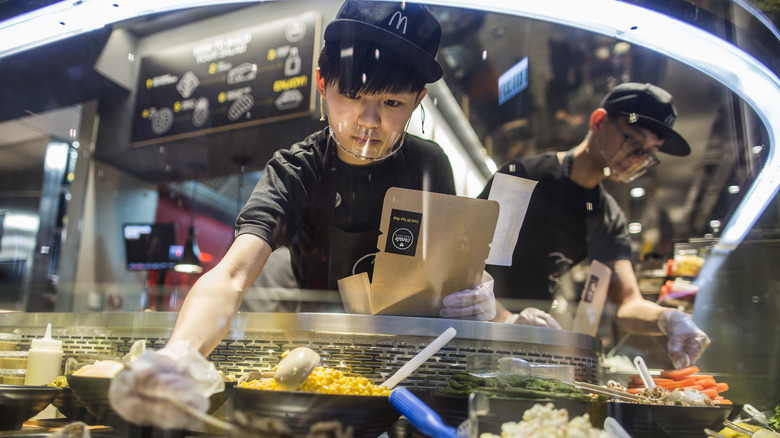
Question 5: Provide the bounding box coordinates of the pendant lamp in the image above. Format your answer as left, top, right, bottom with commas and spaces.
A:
174, 178, 203, 274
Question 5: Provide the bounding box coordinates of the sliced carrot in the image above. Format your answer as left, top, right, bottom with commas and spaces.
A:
690, 384, 705, 391
656, 379, 689, 389
692, 375, 715, 381
653, 378, 675, 384
678, 378, 697, 388
629, 375, 660, 384
660, 366, 700, 380
713, 399, 733, 405
629, 375, 674, 386
697, 378, 718, 388
702, 387, 719, 399
627, 387, 645, 394
715, 382, 729, 393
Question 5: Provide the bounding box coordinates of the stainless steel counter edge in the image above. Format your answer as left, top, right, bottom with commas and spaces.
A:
0, 312, 600, 352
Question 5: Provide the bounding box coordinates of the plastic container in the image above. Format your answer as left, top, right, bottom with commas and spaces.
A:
0, 351, 28, 369
0, 368, 27, 385
24, 324, 63, 386
0, 333, 19, 351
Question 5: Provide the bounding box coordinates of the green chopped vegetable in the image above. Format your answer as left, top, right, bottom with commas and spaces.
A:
438, 373, 604, 403
769, 403, 780, 432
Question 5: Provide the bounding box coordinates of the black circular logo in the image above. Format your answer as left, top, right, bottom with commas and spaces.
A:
392, 228, 414, 250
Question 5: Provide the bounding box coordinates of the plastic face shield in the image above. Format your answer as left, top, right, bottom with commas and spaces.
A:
324, 41, 418, 161
602, 117, 660, 182
329, 123, 407, 161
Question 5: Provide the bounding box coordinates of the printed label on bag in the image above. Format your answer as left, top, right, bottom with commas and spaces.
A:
385, 209, 422, 256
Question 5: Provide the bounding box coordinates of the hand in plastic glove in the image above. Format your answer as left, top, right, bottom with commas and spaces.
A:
108, 341, 224, 429
439, 271, 496, 321
658, 310, 711, 369
505, 307, 562, 329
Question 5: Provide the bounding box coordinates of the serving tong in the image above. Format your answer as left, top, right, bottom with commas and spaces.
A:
168, 398, 235, 432
705, 419, 780, 438
571, 381, 642, 402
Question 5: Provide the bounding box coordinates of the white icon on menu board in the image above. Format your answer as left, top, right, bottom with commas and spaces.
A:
286, 20, 306, 42
285, 47, 301, 76
275, 89, 303, 111
177, 71, 199, 98
150, 107, 174, 135
228, 94, 254, 121
192, 97, 209, 127
227, 63, 257, 85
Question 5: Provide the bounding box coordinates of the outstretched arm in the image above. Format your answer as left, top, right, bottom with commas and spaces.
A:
608, 259, 666, 335
608, 259, 710, 368
169, 233, 273, 356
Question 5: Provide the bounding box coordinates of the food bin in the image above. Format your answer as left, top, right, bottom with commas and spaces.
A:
0, 333, 19, 352
0, 369, 26, 385
0, 351, 28, 369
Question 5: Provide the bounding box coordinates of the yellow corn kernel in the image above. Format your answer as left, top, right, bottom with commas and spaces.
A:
237, 366, 391, 396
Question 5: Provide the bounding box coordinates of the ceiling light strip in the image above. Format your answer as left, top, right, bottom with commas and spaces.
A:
0, 0, 263, 60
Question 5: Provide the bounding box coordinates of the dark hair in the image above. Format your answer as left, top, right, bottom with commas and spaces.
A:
317, 41, 428, 95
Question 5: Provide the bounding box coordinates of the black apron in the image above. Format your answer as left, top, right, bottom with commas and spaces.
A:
294, 133, 407, 292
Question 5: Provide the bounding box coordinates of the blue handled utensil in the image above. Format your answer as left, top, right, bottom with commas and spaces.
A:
390, 387, 462, 438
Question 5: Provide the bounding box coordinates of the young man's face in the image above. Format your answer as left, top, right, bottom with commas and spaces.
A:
599, 116, 664, 182
317, 68, 426, 166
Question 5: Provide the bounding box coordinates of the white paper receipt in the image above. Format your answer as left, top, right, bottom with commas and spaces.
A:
485, 172, 538, 266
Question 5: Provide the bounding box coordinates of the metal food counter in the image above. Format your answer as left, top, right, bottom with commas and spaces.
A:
0, 312, 601, 387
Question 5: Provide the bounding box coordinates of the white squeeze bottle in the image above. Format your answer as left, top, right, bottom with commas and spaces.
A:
25, 323, 63, 385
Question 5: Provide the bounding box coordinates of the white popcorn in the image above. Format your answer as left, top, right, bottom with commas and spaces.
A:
480, 403, 610, 438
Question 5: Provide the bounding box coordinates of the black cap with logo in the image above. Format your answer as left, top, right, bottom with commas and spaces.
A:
324, 0, 443, 83
600, 82, 691, 156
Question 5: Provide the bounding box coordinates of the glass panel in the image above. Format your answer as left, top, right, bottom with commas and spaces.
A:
0, 0, 777, 426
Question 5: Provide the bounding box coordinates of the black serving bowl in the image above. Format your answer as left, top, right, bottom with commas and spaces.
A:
232, 387, 399, 438
607, 401, 733, 438
66, 374, 128, 431
51, 386, 99, 424
66, 374, 234, 432
0, 384, 62, 431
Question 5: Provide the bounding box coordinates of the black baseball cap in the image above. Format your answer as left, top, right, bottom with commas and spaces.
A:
600, 82, 691, 156
324, 0, 443, 83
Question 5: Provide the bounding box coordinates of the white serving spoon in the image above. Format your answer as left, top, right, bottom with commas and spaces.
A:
273, 346, 321, 390
633, 356, 711, 406
380, 327, 457, 389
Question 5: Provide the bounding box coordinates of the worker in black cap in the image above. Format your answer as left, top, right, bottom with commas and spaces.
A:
482, 82, 711, 370
109, 1, 498, 429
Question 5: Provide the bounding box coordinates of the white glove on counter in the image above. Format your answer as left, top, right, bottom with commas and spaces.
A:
108, 340, 224, 429
505, 307, 562, 329
440, 271, 496, 321
658, 310, 711, 369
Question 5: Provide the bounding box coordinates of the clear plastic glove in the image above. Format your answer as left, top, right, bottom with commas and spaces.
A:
439, 271, 496, 321
52, 422, 90, 438
658, 310, 711, 369
505, 307, 562, 329
108, 341, 224, 429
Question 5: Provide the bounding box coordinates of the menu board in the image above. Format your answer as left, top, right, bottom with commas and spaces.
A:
132, 11, 320, 146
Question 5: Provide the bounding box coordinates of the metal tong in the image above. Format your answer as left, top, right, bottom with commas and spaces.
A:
572, 381, 643, 402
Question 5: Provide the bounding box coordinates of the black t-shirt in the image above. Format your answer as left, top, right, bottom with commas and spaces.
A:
479, 151, 631, 301
237, 128, 456, 290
